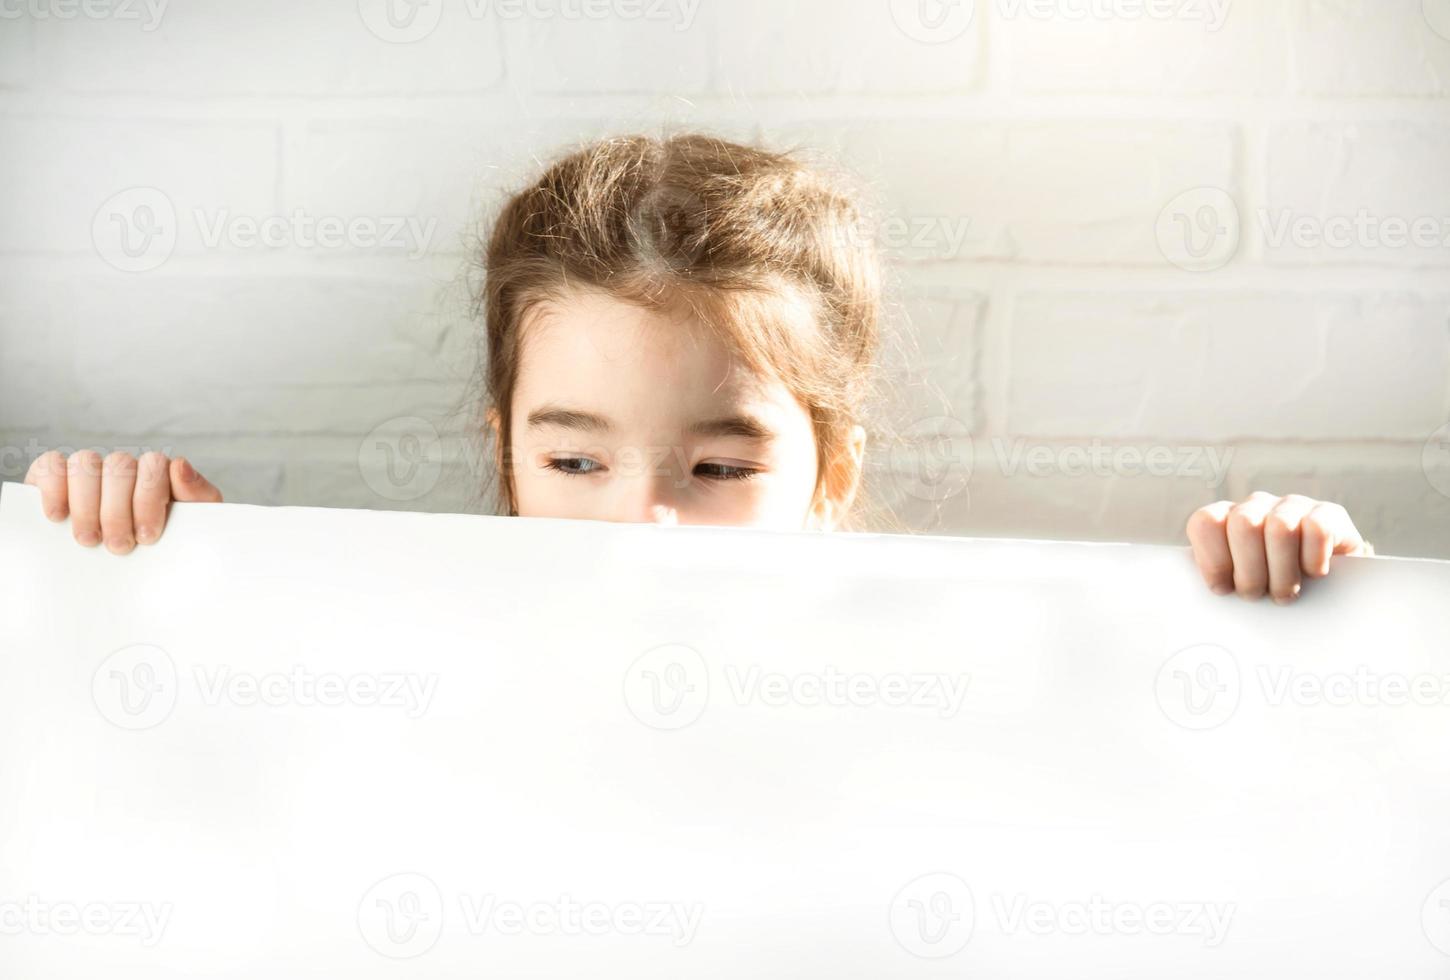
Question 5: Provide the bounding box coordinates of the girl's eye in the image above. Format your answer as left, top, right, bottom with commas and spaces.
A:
546, 456, 604, 476
694, 462, 759, 482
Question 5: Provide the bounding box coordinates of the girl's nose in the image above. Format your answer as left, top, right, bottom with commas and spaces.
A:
606, 476, 682, 526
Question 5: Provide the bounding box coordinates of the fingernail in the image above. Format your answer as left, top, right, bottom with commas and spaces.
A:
1210, 584, 1232, 596
136, 525, 156, 544
105, 536, 134, 554
44, 508, 65, 523
178, 457, 196, 482
76, 530, 101, 547
1273, 585, 1302, 606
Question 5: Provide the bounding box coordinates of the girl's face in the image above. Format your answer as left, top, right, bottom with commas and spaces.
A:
504, 288, 855, 530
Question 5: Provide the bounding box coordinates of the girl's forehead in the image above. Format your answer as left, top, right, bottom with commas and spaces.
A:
513, 289, 807, 429
519, 290, 766, 397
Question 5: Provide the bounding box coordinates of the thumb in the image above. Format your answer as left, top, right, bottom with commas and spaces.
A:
169, 456, 224, 503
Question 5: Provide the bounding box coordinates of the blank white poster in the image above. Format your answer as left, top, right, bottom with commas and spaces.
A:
1, 480, 1449, 978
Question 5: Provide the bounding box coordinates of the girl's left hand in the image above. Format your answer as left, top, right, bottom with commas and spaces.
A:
1185, 492, 1374, 604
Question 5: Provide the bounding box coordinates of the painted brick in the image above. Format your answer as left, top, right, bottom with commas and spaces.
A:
0, 115, 277, 257
522, 4, 710, 93
764, 121, 1239, 266
1288, 0, 1450, 97
1264, 123, 1450, 266
1001, 0, 1284, 94
713, 0, 983, 94
54, 275, 473, 433
1007, 292, 1450, 441
0, 16, 32, 88
30, 0, 504, 95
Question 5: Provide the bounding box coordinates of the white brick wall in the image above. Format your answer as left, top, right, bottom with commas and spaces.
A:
1, 0, 1448, 556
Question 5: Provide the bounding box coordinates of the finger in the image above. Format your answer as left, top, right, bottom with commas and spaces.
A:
1264, 494, 1317, 604
1226, 491, 1279, 600
169, 456, 223, 503
100, 452, 138, 554
1301, 502, 1369, 577
24, 450, 70, 522
133, 452, 172, 545
66, 450, 104, 547
1185, 501, 1235, 595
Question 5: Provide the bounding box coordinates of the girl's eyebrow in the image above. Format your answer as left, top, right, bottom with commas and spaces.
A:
526, 406, 613, 432
689, 414, 774, 440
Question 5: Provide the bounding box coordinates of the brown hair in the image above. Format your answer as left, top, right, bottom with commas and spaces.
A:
479, 132, 884, 520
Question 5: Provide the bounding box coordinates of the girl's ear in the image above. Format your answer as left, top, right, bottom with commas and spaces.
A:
486, 408, 517, 515
485, 408, 504, 472
809, 425, 867, 531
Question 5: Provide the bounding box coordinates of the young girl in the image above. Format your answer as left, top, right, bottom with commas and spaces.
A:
25, 133, 1373, 604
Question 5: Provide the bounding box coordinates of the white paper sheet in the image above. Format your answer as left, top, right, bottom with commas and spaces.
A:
1, 479, 1448, 978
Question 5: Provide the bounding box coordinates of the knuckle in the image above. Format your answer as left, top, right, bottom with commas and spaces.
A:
32, 450, 64, 477
1185, 508, 1216, 537
68, 450, 101, 476
1227, 507, 1261, 535
103, 451, 137, 474
135, 453, 171, 494
1202, 560, 1234, 581
1263, 514, 1298, 542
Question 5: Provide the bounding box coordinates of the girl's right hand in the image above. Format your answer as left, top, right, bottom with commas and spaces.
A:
23, 451, 223, 554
